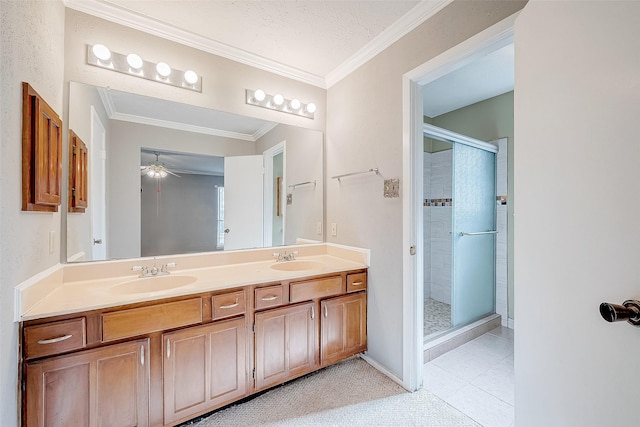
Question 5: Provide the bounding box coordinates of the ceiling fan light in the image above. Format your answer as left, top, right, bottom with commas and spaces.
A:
147, 169, 155, 177
159, 170, 168, 178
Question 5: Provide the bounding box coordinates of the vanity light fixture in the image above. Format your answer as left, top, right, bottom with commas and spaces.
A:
246, 89, 316, 119
86, 44, 202, 92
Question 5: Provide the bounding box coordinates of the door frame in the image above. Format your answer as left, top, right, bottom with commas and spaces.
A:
263, 141, 286, 247
401, 13, 517, 391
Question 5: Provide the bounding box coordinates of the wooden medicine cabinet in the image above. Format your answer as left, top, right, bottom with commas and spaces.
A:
68, 130, 88, 213
22, 82, 63, 212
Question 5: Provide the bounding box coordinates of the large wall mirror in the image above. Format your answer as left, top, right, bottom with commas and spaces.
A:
66, 81, 324, 263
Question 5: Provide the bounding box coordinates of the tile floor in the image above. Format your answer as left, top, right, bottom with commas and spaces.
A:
423, 326, 515, 427
424, 297, 452, 336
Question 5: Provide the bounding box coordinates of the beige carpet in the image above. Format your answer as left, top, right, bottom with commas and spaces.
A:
182, 357, 480, 427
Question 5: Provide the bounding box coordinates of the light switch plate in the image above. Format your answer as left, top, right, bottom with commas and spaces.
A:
331, 223, 337, 237
384, 178, 400, 198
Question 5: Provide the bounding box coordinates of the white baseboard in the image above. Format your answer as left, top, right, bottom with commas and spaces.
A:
508, 318, 515, 330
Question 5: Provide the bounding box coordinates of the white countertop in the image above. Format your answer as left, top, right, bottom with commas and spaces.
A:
20, 250, 368, 321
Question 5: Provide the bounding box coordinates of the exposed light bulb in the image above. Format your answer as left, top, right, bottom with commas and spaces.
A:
273, 94, 284, 106
147, 170, 155, 177
290, 99, 301, 110
254, 89, 266, 102
156, 62, 171, 78
92, 44, 111, 62
126, 53, 143, 70
184, 70, 198, 85
160, 170, 168, 178
306, 103, 317, 114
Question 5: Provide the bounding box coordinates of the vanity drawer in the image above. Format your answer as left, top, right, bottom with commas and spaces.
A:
24, 318, 86, 359
102, 298, 202, 342
212, 290, 246, 320
290, 276, 344, 303
347, 272, 367, 293
255, 285, 284, 310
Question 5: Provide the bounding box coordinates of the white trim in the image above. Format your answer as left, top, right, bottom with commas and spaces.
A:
508, 318, 515, 330
401, 78, 424, 392
97, 87, 276, 141
67, 251, 86, 262
63, 0, 326, 88
326, 0, 454, 87
423, 123, 498, 153
402, 11, 518, 395
359, 354, 405, 389
65, 0, 453, 89
263, 141, 286, 247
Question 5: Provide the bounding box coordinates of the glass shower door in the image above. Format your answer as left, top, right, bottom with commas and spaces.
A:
451, 143, 496, 327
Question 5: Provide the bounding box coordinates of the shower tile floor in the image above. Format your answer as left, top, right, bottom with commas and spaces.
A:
424, 297, 452, 336
424, 326, 515, 427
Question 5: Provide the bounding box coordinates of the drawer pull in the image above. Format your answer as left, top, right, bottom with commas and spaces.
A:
311, 306, 315, 320
219, 297, 240, 309
352, 281, 364, 286
261, 295, 279, 301
141, 345, 145, 366
324, 305, 328, 318
37, 334, 72, 345
167, 339, 171, 359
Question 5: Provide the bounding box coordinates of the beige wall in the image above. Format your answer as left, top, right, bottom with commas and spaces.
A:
326, 1, 525, 378
0, 1, 66, 424
430, 91, 515, 319
515, 1, 640, 424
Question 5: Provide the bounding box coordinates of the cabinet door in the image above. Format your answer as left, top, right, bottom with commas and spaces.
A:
163, 318, 247, 425
321, 292, 367, 366
254, 302, 316, 390
24, 339, 149, 427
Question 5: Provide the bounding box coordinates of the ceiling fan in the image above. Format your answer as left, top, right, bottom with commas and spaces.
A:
140, 152, 180, 178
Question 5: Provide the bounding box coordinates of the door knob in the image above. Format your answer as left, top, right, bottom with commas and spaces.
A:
599, 300, 640, 325
93, 239, 103, 245
224, 228, 230, 234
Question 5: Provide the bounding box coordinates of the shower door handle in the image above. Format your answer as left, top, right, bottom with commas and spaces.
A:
459, 230, 498, 237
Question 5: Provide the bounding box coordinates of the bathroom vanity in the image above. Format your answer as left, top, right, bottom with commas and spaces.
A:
18, 245, 368, 426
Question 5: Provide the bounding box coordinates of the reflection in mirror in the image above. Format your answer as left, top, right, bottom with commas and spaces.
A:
67, 82, 324, 262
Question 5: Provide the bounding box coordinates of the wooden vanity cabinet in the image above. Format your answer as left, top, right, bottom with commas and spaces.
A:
162, 317, 247, 425
24, 338, 150, 427
21, 269, 367, 427
254, 302, 317, 390
321, 292, 367, 366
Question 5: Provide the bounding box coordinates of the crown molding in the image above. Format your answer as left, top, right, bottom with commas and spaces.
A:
65, 0, 454, 90
325, 0, 453, 88
63, 0, 326, 88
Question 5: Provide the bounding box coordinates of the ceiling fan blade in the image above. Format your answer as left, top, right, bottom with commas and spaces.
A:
166, 170, 181, 177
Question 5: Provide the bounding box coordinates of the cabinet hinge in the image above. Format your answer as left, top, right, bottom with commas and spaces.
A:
252, 323, 255, 333
252, 368, 255, 379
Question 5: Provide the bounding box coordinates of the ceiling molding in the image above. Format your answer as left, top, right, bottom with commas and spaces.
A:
65, 0, 454, 90
253, 123, 279, 141
63, 0, 326, 88
325, 0, 453, 88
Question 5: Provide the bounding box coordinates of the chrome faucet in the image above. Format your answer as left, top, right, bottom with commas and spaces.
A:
132, 260, 177, 277
273, 250, 298, 262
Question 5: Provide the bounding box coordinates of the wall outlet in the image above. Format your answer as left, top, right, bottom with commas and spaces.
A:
316, 222, 323, 235
48, 231, 55, 254
331, 223, 337, 237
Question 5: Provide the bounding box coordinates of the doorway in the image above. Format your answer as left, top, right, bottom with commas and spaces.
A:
401, 13, 516, 392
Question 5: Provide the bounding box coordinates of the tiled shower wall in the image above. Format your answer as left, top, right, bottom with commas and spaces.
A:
423, 150, 453, 304
423, 140, 508, 323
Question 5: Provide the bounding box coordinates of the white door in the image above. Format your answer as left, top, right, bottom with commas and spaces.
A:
224, 155, 264, 250
90, 107, 106, 260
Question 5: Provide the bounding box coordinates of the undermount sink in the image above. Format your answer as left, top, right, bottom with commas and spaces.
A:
110, 275, 197, 294
270, 260, 325, 272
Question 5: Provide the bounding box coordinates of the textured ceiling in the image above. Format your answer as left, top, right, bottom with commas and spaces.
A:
101, 0, 421, 77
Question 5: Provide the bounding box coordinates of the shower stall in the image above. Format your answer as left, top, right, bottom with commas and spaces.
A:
422, 124, 497, 339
